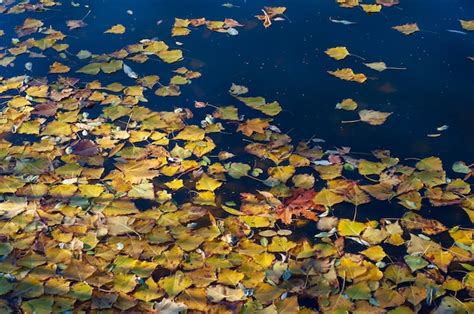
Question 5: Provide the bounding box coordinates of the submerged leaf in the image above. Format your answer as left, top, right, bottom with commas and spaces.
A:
359, 109, 392, 125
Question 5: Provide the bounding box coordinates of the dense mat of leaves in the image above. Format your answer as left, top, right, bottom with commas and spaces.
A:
0, 0, 473, 313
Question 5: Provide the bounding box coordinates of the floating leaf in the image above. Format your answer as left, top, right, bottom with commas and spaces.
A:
338, 219, 366, 236
105, 24, 126, 34
313, 189, 345, 207
460, 20, 474, 31
237, 96, 282, 116
360, 4, 382, 13
328, 68, 367, 83
364, 61, 406, 72
359, 109, 392, 125
336, 98, 358, 110
49, 62, 70, 73
196, 174, 222, 192
393, 23, 419, 35
325, 47, 350, 60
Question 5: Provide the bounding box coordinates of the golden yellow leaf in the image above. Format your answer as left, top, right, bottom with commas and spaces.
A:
105, 24, 126, 34
338, 219, 366, 236
174, 125, 205, 141
313, 188, 344, 207
8, 96, 31, 108
172, 27, 191, 37
460, 20, 474, 31
158, 49, 183, 63
49, 62, 70, 74
336, 98, 357, 110
165, 179, 184, 190
196, 174, 222, 192
328, 68, 367, 83
158, 271, 192, 297
325, 47, 350, 60
217, 269, 244, 286
361, 245, 386, 261
360, 4, 382, 13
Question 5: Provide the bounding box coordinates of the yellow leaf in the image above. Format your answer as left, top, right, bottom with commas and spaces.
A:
49, 62, 70, 74
337, 256, 367, 280
174, 125, 205, 141
8, 96, 31, 108
292, 174, 315, 189
325, 47, 350, 60
113, 273, 137, 293
158, 49, 183, 63
328, 68, 367, 83
165, 179, 184, 190
361, 245, 386, 261
43, 121, 72, 136
78, 184, 104, 198
206, 285, 246, 302
195, 174, 222, 191
158, 271, 193, 297
268, 236, 297, 252
172, 27, 191, 37
193, 191, 216, 206
336, 98, 357, 110
268, 165, 295, 183
313, 188, 344, 207
134, 278, 163, 302
49, 184, 78, 198
360, 4, 382, 13
217, 269, 244, 286
338, 219, 366, 236
460, 20, 474, 31
26, 85, 48, 97
128, 182, 155, 199
105, 24, 126, 34
359, 159, 387, 175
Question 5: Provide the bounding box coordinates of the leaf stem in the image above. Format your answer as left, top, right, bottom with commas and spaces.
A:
341, 119, 361, 124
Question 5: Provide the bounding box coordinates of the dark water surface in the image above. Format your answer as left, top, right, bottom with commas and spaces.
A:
2, 0, 473, 163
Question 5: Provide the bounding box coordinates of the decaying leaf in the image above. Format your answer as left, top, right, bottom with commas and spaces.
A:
393, 23, 420, 35
359, 109, 392, 125
328, 68, 367, 83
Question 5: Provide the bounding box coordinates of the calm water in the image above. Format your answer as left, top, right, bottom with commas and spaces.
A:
1, 0, 473, 165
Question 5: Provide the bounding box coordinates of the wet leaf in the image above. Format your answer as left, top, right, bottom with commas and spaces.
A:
361, 4, 382, 13
49, 62, 70, 73
325, 47, 350, 60
206, 285, 245, 302
328, 68, 367, 83
460, 20, 474, 31
313, 188, 345, 207
338, 219, 366, 236
105, 24, 126, 34
336, 98, 358, 110
359, 109, 392, 125
159, 271, 193, 297
393, 23, 420, 35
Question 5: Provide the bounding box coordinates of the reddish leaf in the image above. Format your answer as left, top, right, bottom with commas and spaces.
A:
72, 139, 99, 156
